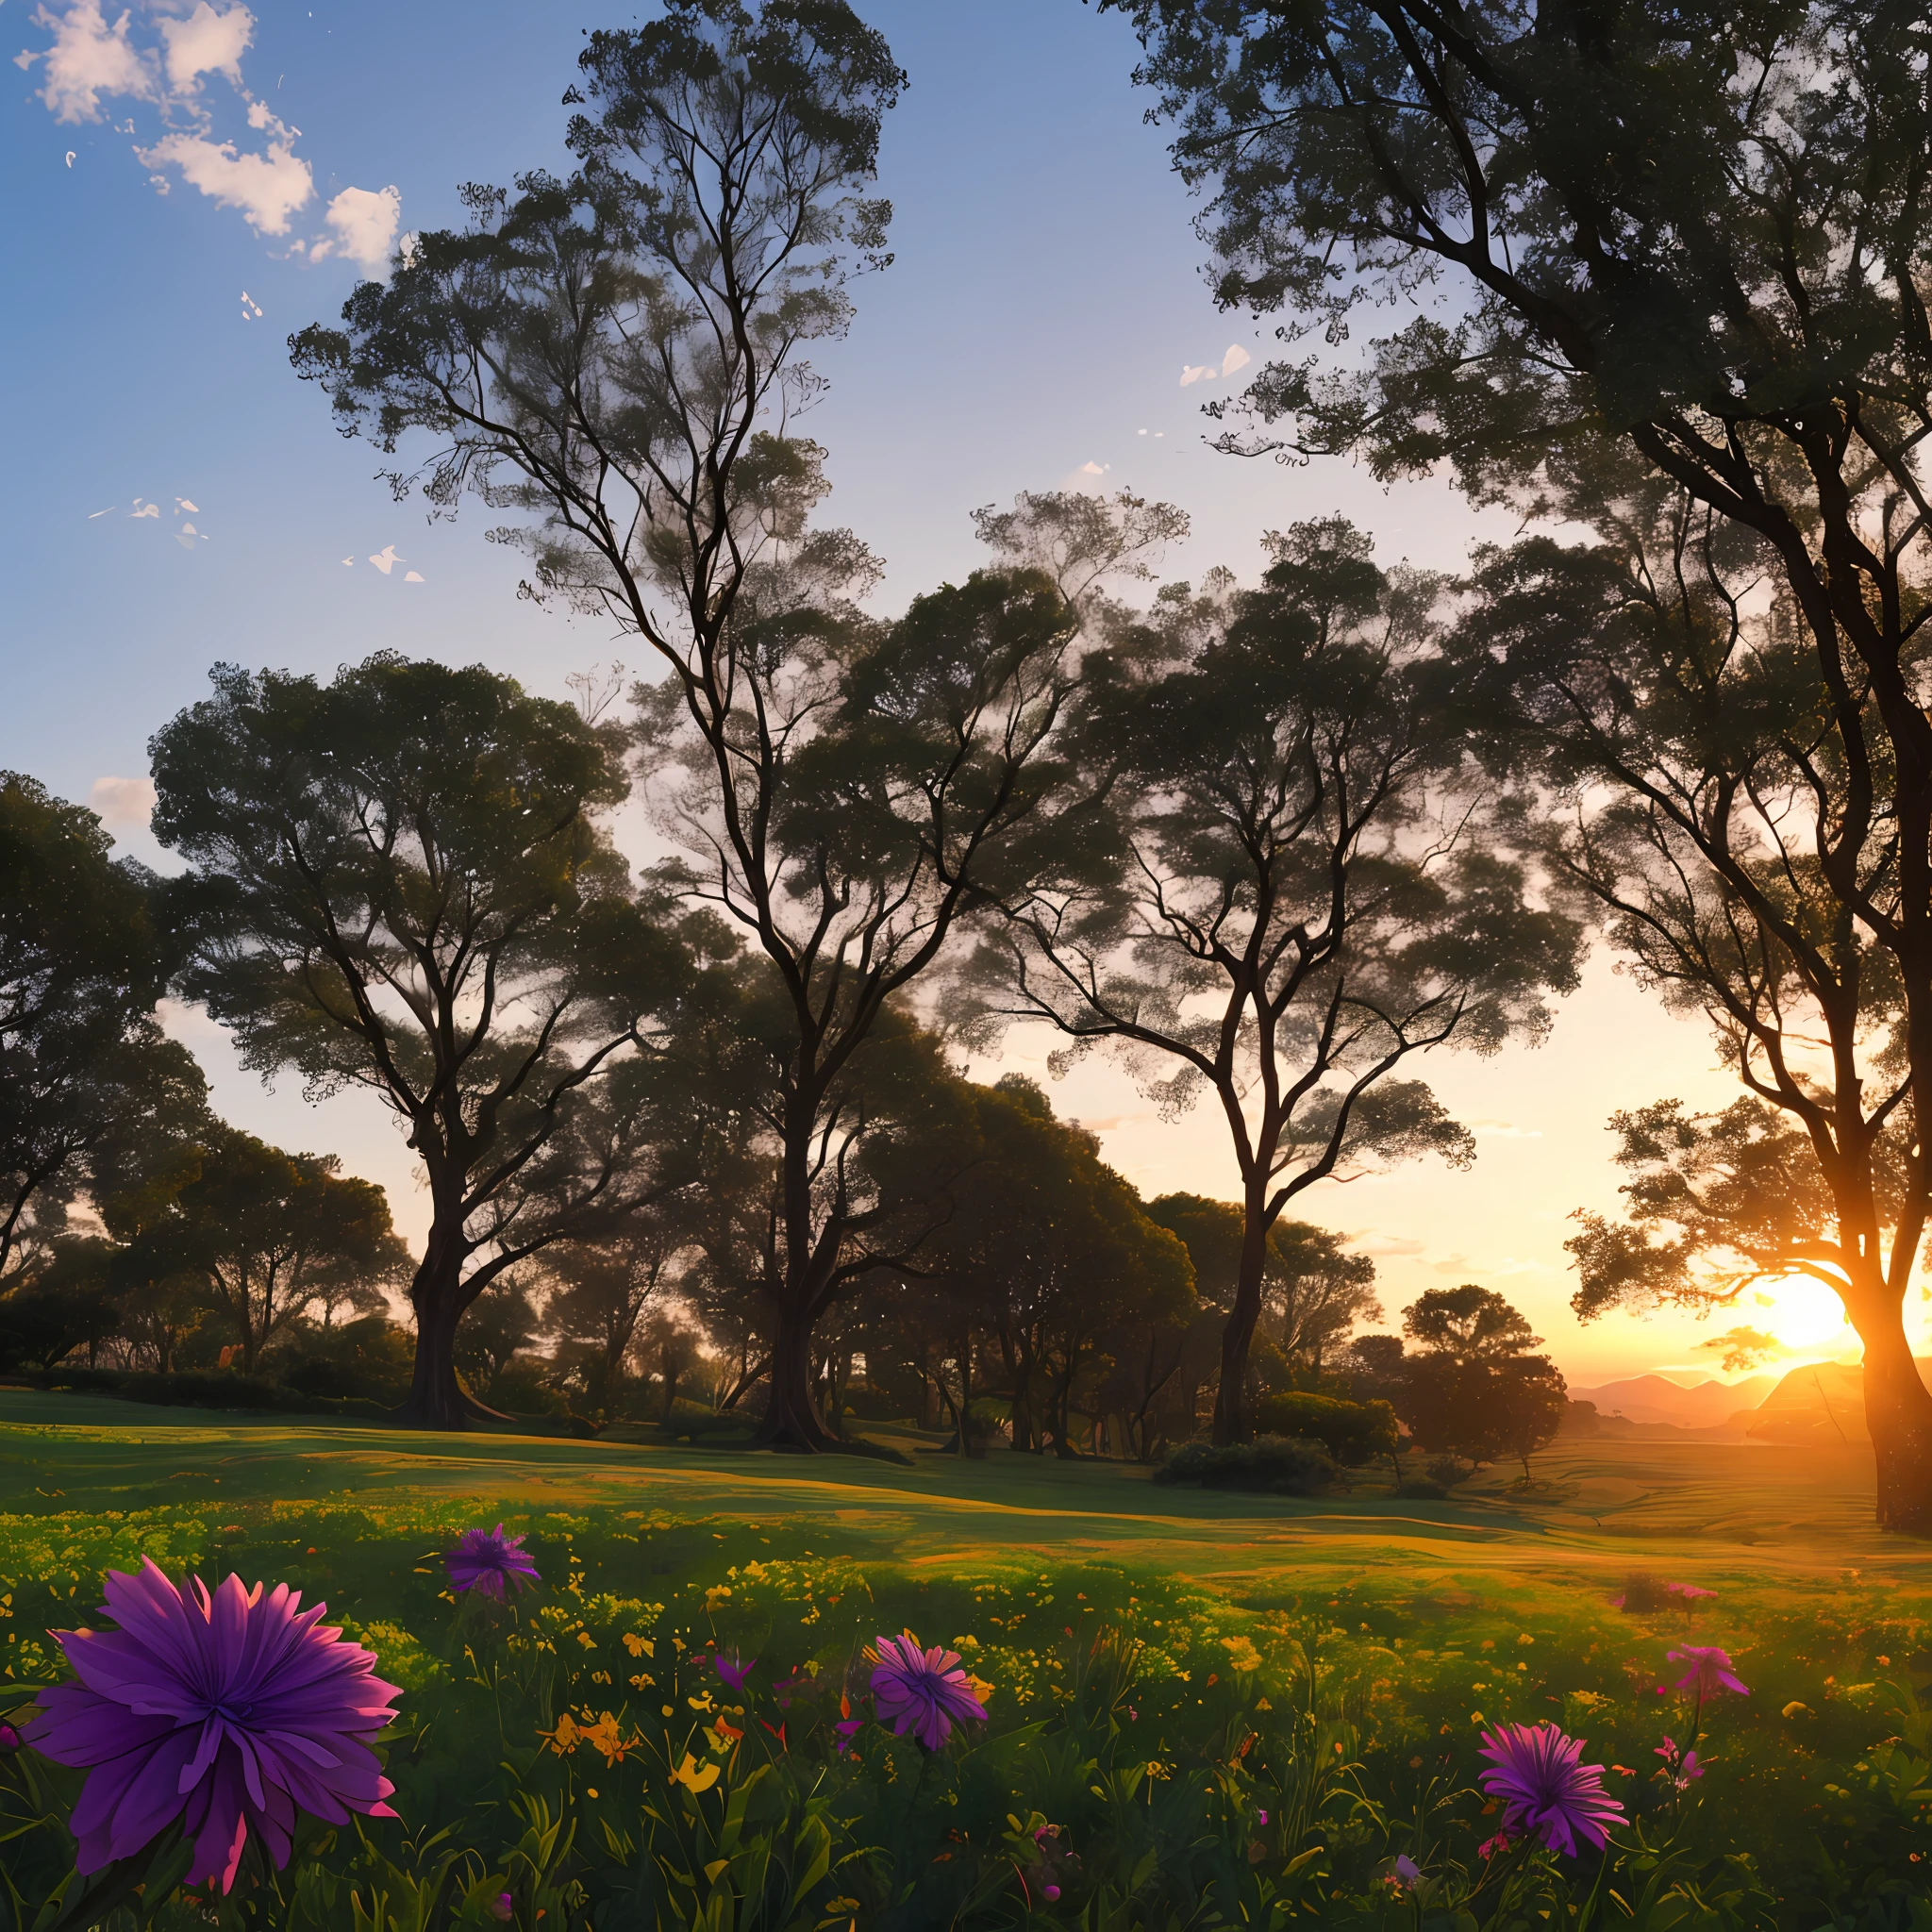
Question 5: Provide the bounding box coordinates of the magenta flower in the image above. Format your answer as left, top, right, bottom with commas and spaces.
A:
1667, 1645, 1748, 1699
869, 1634, 988, 1751
25, 1558, 399, 1892
1664, 1581, 1717, 1602
713, 1654, 757, 1694
444, 1524, 540, 1600
833, 1717, 864, 1756
0, 1721, 21, 1752
1477, 1723, 1627, 1858
1654, 1736, 1702, 1789
490, 1894, 514, 1923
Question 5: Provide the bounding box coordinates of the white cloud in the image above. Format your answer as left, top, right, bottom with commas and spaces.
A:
1347, 1232, 1426, 1257
88, 775, 156, 826
368, 544, 403, 575
1058, 460, 1112, 496
320, 183, 401, 273
1222, 343, 1253, 377
1471, 1118, 1544, 1139
30, 0, 158, 123
403, 570, 425, 583
1179, 363, 1217, 387
158, 1, 251, 93
137, 114, 312, 234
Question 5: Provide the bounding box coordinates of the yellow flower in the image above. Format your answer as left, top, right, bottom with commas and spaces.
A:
705, 1585, 733, 1609
538, 1714, 580, 1757
669, 1752, 721, 1793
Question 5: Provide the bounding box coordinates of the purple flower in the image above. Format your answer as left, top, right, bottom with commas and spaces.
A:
1667, 1645, 1748, 1699
714, 1653, 757, 1694
25, 1557, 400, 1892
444, 1524, 540, 1600
869, 1634, 988, 1752
1391, 1854, 1422, 1889
0, 1721, 22, 1752
1043, 1885, 1060, 1901
1477, 1723, 1626, 1858
833, 1718, 864, 1756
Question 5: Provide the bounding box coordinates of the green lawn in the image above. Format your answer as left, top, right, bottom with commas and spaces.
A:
1, 1386, 1919, 1599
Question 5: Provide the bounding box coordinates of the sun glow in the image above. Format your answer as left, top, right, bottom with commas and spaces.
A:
1745, 1274, 1859, 1355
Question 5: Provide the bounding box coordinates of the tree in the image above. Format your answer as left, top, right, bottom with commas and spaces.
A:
1397, 1285, 1567, 1477
977, 519, 1577, 1443
290, 11, 1097, 1451
1107, 0, 1932, 1528
933, 1076, 1195, 1459
118, 1126, 408, 1374
453, 1274, 545, 1404
0, 1237, 121, 1372
545, 1211, 691, 1414
0, 772, 207, 1286
152, 654, 723, 1428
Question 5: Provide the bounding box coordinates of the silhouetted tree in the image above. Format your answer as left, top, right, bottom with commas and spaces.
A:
976, 521, 1577, 1444
153, 655, 724, 1427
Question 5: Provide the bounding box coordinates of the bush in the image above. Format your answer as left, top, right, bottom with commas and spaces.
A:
1250, 1391, 1397, 1465
1152, 1435, 1339, 1495
23, 1366, 389, 1421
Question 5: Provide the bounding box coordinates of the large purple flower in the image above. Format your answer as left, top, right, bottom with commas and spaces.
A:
444, 1524, 540, 1600
869, 1634, 988, 1751
1477, 1723, 1626, 1858
25, 1558, 400, 1892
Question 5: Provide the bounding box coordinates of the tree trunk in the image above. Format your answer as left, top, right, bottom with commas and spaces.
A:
751, 1299, 838, 1451
1211, 1205, 1272, 1445
1855, 1295, 1932, 1532
395, 1230, 509, 1430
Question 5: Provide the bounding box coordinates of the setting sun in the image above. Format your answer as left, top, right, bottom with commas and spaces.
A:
1746, 1275, 1861, 1356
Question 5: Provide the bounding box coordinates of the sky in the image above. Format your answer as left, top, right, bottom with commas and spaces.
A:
0, 0, 1897, 1386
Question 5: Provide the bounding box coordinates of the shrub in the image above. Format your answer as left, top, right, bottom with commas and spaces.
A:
1152, 1435, 1339, 1495
1250, 1391, 1397, 1465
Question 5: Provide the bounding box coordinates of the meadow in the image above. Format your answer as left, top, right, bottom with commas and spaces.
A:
1, 1391, 1930, 1929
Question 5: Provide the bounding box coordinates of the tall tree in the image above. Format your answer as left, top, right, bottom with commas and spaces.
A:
289, 7, 1090, 1450
1108, 0, 1932, 1526
976, 520, 1577, 1442
545, 1210, 691, 1413
1398, 1285, 1567, 1479
152, 654, 724, 1428
0, 773, 206, 1285
118, 1125, 408, 1374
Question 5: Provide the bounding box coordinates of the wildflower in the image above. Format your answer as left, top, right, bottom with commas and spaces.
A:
1664, 1581, 1717, 1602
1477, 1832, 1512, 1860
444, 1525, 540, 1601
870, 1633, 990, 1752
833, 1719, 864, 1755
1391, 1854, 1422, 1890
1654, 1737, 1701, 1789
667, 1752, 720, 1794
25, 1558, 400, 1893
1256, 1808, 1269, 1826
1667, 1645, 1748, 1699
1477, 1722, 1627, 1857
489, 1894, 514, 1923
1043, 1885, 1061, 1901
0, 1722, 21, 1752
713, 1653, 757, 1694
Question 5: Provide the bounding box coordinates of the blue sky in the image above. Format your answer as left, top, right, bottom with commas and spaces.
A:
2, 0, 1840, 1381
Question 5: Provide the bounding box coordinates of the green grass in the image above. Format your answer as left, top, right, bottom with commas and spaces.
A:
5, 1387, 1932, 1928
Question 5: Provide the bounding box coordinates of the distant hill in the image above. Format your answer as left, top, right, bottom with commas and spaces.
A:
1743, 1359, 1894, 1446
1570, 1373, 1774, 1429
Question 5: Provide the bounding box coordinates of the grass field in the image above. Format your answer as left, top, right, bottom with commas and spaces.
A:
4, 1388, 1931, 1927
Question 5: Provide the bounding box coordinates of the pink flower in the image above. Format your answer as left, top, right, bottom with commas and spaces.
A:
444, 1524, 540, 1600
489, 1893, 514, 1922
1478, 1832, 1512, 1859
25, 1558, 400, 1892
1256, 1808, 1269, 1825
1043, 1884, 1061, 1901
1664, 1581, 1717, 1602
833, 1718, 864, 1756
1667, 1645, 1748, 1699
1477, 1723, 1626, 1858
1654, 1736, 1702, 1788
869, 1634, 988, 1752
0, 1721, 21, 1752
